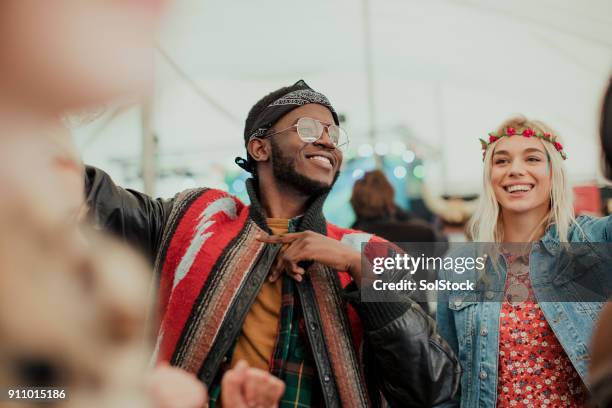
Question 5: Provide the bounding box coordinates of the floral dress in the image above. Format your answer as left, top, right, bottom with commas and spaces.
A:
496, 253, 587, 407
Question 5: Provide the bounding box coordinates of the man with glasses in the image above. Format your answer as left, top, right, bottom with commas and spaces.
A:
85, 80, 460, 407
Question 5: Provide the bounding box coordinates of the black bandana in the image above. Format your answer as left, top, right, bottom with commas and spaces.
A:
235, 80, 339, 174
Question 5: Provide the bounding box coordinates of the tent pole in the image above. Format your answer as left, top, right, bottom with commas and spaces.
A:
362, 0, 381, 167
434, 81, 447, 193
141, 98, 157, 196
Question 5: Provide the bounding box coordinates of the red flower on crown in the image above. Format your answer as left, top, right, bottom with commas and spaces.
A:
480, 128, 566, 161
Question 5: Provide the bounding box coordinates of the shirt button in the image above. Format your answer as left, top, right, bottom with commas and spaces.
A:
479, 371, 487, 380
480, 327, 488, 336
454, 300, 462, 308
310, 322, 318, 331
323, 375, 331, 383
485, 291, 495, 300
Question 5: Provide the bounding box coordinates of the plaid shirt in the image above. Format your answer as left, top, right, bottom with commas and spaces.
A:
268, 277, 323, 407
208, 277, 322, 407
209, 218, 323, 407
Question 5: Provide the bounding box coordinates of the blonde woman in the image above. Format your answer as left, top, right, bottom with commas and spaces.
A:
436, 116, 611, 407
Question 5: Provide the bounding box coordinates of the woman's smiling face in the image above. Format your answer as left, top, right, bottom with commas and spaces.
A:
490, 136, 552, 215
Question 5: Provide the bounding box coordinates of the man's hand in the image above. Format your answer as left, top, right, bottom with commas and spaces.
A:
221, 360, 285, 408
146, 362, 208, 408
256, 231, 361, 283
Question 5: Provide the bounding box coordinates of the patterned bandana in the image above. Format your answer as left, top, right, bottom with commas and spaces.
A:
247, 80, 339, 140
236, 80, 339, 173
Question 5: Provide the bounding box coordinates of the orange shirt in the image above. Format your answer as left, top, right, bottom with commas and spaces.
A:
230, 218, 288, 370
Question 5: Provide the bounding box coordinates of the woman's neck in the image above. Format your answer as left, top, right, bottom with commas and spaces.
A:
501, 205, 550, 243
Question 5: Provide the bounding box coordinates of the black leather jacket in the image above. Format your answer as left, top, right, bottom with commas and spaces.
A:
85, 166, 460, 407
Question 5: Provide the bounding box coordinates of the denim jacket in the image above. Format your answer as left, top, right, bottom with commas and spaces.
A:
435, 215, 612, 407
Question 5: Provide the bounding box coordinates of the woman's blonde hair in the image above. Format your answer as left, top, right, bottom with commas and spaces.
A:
467, 115, 576, 243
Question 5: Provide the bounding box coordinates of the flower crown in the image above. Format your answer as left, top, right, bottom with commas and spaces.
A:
479, 127, 567, 160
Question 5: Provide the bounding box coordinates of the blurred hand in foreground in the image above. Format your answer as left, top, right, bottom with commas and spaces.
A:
221, 360, 285, 408
147, 362, 208, 408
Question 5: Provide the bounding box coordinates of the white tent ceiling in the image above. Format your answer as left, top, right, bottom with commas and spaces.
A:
75, 0, 612, 197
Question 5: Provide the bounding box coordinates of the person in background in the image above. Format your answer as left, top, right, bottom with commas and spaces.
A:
351, 170, 411, 224
351, 169, 444, 243
590, 77, 612, 408
350, 169, 448, 315
421, 188, 478, 243
436, 115, 612, 407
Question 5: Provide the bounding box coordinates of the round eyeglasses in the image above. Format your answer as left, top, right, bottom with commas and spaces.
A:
258, 117, 349, 151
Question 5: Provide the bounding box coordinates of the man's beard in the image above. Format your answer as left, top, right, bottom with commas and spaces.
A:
270, 139, 339, 197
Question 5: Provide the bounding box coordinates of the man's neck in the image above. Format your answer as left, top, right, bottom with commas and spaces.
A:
258, 179, 310, 219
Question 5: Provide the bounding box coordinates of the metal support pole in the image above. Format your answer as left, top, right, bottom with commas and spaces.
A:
362, 0, 381, 167
141, 98, 157, 196
433, 81, 447, 193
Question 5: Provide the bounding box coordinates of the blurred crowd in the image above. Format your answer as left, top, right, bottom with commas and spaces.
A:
1, 1, 611, 408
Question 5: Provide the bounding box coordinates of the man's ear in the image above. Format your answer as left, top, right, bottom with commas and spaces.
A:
247, 138, 271, 163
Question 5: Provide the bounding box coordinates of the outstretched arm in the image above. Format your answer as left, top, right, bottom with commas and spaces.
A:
85, 165, 174, 263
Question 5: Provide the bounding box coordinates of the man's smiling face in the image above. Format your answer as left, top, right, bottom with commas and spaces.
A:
268, 103, 342, 196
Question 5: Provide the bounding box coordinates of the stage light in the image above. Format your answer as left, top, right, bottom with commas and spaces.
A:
413, 165, 425, 179
402, 150, 415, 163
375, 142, 389, 156
393, 166, 407, 179
358, 144, 374, 157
